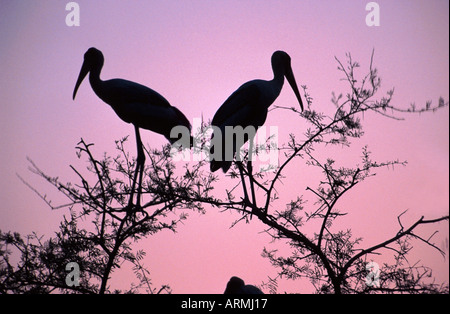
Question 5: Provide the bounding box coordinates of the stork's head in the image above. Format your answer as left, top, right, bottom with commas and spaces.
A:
272, 51, 304, 111
224, 276, 245, 294
73, 47, 104, 100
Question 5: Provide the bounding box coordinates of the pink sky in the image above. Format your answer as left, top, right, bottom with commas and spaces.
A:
0, 0, 448, 293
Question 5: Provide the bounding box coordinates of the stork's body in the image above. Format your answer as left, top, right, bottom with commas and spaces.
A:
73, 48, 192, 208
210, 51, 304, 173
86, 76, 191, 144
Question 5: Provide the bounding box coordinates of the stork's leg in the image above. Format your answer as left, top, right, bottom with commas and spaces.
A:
247, 139, 257, 217
127, 126, 145, 210
247, 161, 256, 206
128, 164, 139, 209
236, 161, 250, 206
134, 126, 145, 209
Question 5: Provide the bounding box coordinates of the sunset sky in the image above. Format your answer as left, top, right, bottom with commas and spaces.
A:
0, 0, 448, 293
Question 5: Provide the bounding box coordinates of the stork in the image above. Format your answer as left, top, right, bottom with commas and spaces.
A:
209, 51, 304, 214
210, 51, 304, 173
224, 276, 264, 294
73, 47, 192, 209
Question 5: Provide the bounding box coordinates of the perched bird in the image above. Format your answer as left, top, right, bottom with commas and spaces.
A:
224, 276, 264, 294
73, 47, 192, 208
210, 51, 304, 173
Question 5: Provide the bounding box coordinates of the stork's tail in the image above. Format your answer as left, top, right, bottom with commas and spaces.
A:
168, 106, 194, 148
172, 106, 192, 131
210, 160, 232, 173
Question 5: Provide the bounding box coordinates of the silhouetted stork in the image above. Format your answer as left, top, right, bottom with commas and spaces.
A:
210, 51, 304, 173
224, 276, 264, 294
73, 47, 192, 209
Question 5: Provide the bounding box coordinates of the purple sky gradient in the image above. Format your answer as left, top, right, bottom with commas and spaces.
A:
0, 0, 448, 293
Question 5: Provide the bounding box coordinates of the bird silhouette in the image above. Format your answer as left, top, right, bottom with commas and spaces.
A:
224, 276, 264, 294
73, 47, 192, 209
210, 51, 304, 173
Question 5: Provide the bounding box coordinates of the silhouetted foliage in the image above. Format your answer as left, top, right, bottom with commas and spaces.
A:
1, 51, 448, 294
207, 51, 449, 294
2, 139, 214, 293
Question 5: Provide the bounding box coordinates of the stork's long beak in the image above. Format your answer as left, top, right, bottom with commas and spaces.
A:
285, 65, 304, 112
73, 61, 89, 100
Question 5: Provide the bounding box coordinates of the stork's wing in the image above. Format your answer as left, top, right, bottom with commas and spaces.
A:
211, 82, 261, 127
105, 78, 172, 108
113, 102, 189, 130
210, 81, 268, 173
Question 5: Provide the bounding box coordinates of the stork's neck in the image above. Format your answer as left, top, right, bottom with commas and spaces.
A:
271, 64, 285, 98
88, 63, 104, 97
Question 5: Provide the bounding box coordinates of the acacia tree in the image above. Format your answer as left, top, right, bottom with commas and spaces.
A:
1, 138, 216, 294
211, 52, 449, 294
1, 52, 448, 294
